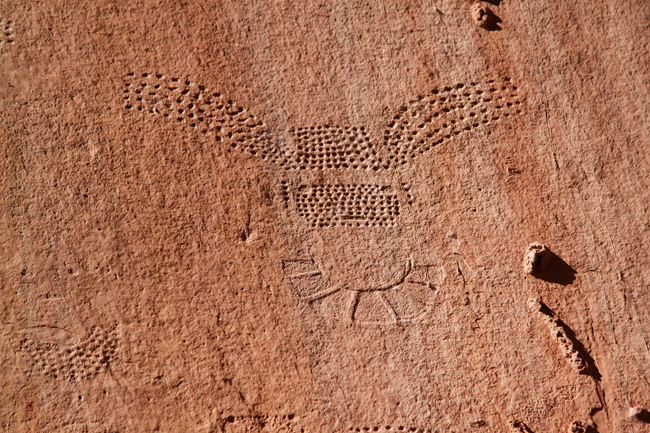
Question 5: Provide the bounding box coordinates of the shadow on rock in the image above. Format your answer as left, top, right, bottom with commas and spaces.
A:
532, 251, 577, 286
632, 408, 650, 423
535, 300, 601, 381
484, 9, 502, 31
558, 317, 602, 381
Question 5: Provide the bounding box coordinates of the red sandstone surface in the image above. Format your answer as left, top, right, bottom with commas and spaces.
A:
2, 1, 650, 432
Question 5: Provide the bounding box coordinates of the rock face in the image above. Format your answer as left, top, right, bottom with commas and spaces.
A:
1, 1, 650, 432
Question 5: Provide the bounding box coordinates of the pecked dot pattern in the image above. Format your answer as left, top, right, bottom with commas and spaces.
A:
294, 184, 399, 228
384, 79, 523, 167
288, 126, 383, 170
20, 327, 118, 382
123, 74, 524, 172
123, 72, 291, 166
0, 19, 14, 46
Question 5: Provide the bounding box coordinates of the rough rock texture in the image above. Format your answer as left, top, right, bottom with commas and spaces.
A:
1, 1, 650, 432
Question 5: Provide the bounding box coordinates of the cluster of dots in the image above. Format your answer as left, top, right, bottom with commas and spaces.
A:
294, 184, 399, 228
401, 182, 413, 205
0, 19, 14, 45
122, 73, 525, 173
287, 126, 383, 170
21, 327, 118, 382
223, 414, 303, 433
122, 73, 290, 166
350, 426, 428, 433
384, 79, 524, 167
279, 181, 291, 208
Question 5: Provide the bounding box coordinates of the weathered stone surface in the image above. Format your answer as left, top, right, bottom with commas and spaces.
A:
2, 1, 650, 432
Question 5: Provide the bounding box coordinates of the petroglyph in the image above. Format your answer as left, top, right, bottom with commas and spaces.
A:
283, 258, 436, 325
384, 79, 522, 167
122, 72, 291, 166
289, 125, 381, 170
348, 425, 429, 433
293, 184, 400, 228
0, 19, 14, 46
20, 326, 118, 382
222, 414, 305, 433
123, 73, 524, 174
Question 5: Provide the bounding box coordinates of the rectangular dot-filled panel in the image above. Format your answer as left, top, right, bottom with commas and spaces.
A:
295, 184, 399, 228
